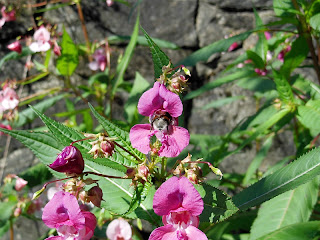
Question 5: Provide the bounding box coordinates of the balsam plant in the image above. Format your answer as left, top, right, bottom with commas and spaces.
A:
1, 0, 320, 239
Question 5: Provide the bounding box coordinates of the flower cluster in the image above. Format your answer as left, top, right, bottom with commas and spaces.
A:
130, 81, 190, 157
150, 176, 208, 240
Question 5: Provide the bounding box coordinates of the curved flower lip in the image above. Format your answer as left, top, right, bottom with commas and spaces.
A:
49, 146, 84, 174
153, 176, 203, 217
42, 191, 85, 230
137, 82, 183, 118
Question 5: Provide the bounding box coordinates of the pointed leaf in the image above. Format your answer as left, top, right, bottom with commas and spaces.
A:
297, 99, 320, 137
249, 178, 319, 240
196, 183, 239, 223
232, 147, 320, 211
256, 221, 320, 240
247, 50, 265, 69
141, 27, 171, 79
178, 31, 252, 67
273, 70, 294, 105
89, 103, 143, 166
56, 28, 79, 76
253, 9, 268, 61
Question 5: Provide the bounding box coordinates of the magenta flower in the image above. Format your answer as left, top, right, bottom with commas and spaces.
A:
277, 45, 291, 62
0, 6, 16, 29
149, 176, 207, 240
106, 218, 132, 240
42, 191, 96, 240
7, 41, 22, 54
49, 146, 84, 175
129, 82, 190, 157
89, 48, 107, 71
29, 26, 51, 52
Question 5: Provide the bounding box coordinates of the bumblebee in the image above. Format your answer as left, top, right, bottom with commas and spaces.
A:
151, 112, 172, 131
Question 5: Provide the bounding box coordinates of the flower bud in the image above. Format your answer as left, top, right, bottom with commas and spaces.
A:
88, 186, 103, 208
100, 140, 115, 158
138, 165, 149, 181
49, 146, 84, 175
15, 176, 28, 191
7, 41, 22, 54
14, 207, 22, 217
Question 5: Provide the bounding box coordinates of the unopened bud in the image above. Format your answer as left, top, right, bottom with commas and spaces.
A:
15, 177, 28, 191
182, 66, 191, 76
100, 140, 115, 158
7, 41, 22, 54
138, 165, 149, 181
88, 186, 103, 208
14, 207, 22, 217
49, 146, 84, 175
32, 187, 45, 200
209, 165, 223, 180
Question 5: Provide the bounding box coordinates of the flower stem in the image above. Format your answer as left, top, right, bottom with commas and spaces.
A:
114, 141, 142, 162
83, 171, 132, 179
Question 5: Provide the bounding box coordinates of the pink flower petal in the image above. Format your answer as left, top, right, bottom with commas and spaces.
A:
185, 225, 208, 240
149, 225, 177, 240
153, 177, 203, 217
138, 82, 163, 116
156, 126, 190, 158
42, 191, 85, 230
129, 124, 154, 154
158, 83, 183, 118
78, 211, 97, 240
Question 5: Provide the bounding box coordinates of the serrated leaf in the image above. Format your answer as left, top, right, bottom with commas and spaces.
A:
141, 27, 171, 79
196, 183, 238, 223
280, 36, 309, 79
273, 70, 294, 105
111, 14, 139, 96
297, 99, 320, 136
184, 69, 255, 100
89, 103, 142, 166
253, 9, 268, 61
273, 0, 297, 17
249, 178, 319, 240
232, 147, 320, 211
56, 28, 79, 76
178, 31, 252, 67
256, 221, 320, 240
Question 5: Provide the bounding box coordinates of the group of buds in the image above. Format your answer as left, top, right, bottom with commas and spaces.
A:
157, 62, 191, 94
173, 153, 223, 184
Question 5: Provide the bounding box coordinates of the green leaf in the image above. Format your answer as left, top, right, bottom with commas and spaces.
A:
0, 47, 33, 69
273, 0, 297, 17
247, 50, 265, 69
232, 147, 320, 211
0, 201, 16, 227
89, 103, 142, 166
56, 28, 79, 76
280, 36, 309, 79
309, 13, 320, 31
124, 181, 151, 215
249, 178, 319, 240
253, 9, 268, 61
236, 76, 276, 93
141, 27, 171, 79
184, 69, 255, 100
297, 99, 320, 136
124, 72, 151, 123
111, 14, 139, 96
242, 135, 274, 185
196, 183, 239, 224
256, 221, 320, 240
273, 70, 294, 105
178, 31, 252, 67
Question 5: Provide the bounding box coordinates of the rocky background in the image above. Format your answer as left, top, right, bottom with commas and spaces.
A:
0, 0, 310, 239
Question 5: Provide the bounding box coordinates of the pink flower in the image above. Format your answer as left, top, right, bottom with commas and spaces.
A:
129, 82, 190, 157
0, 123, 12, 136
29, 26, 51, 52
42, 191, 96, 240
254, 68, 267, 76
7, 41, 22, 53
49, 146, 84, 175
277, 45, 291, 62
227, 42, 239, 52
53, 41, 61, 56
149, 176, 207, 240
264, 31, 272, 40
0, 6, 16, 29
106, 218, 132, 240
89, 49, 107, 71
15, 176, 28, 191
106, 0, 114, 6
0, 87, 19, 114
